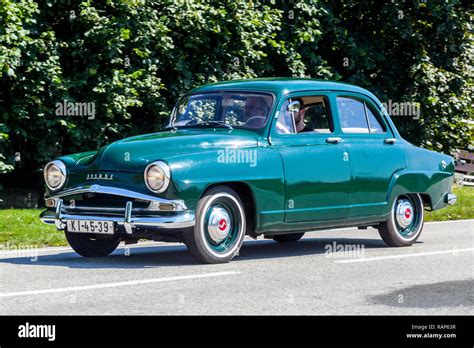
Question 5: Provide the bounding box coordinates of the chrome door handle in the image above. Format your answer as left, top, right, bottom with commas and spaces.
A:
326, 137, 342, 144
384, 138, 397, 144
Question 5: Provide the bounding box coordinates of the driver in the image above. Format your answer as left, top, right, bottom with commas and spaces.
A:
243, 96, 270, 126
293, 99, 311, 133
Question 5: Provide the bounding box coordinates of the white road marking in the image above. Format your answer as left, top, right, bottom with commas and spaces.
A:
335, 248, 474, 264
425, 219, 474, 225
0, 271, 239, 298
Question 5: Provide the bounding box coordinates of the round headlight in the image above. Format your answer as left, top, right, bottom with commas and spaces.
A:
144, 161, 170, 193
44, 160, 67, 190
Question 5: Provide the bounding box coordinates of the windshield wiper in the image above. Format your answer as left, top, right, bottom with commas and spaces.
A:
163, 123, 177, 131
174, 120, 233, 130
200, 121, 233, 129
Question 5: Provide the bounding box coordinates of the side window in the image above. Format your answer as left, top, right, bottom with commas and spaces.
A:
337, 97, 369, 133
276, 96, 333, 134
302, 97, 333, 133
366, 105, 386, 134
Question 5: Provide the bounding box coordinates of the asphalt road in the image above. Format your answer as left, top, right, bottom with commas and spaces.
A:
0, 220, 472, 315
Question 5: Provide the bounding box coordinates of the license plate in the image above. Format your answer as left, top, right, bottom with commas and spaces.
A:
66, 220, 114, 234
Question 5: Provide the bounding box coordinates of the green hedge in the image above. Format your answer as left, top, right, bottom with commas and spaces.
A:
0, 0, 472, 184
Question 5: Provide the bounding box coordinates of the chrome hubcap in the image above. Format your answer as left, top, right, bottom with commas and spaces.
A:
207, 207, 231, 243
395, 199, 414, 229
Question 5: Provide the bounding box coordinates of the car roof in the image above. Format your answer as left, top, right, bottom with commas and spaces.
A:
189, 78, 378, 100
188, 77, 400, 138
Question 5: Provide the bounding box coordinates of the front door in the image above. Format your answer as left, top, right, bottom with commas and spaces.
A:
270, 93, 351, 223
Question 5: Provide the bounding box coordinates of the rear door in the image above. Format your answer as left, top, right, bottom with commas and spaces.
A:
334, 94, 406, 217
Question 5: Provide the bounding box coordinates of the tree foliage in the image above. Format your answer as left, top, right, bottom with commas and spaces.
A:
0, 0, 472, 186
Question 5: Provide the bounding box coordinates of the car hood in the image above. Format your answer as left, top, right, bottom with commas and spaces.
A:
63, 128, 260, 172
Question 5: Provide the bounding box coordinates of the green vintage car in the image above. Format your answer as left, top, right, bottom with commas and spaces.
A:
40, 78, 456, 263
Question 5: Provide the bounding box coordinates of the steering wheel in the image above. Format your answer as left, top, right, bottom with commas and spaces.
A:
245, 116, 266, 127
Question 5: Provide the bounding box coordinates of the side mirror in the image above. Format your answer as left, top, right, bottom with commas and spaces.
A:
287, 101, 300, 113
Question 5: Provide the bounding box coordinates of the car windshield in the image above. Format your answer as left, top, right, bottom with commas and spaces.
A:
168, 92, 273, 130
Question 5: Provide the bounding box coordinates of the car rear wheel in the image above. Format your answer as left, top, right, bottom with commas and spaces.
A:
184, 186, 246, 264
273, 232, 305, 243
378, 193, 424, 247
65, 231, 120, 257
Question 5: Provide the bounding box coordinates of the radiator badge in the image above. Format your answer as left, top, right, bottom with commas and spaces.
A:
86, 173, 114, 181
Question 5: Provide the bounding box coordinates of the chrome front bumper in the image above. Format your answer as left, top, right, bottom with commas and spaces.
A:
40, 185, 195, 234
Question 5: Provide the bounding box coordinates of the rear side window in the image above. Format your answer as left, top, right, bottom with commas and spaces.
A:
337, 97, 368, 133
337, 97, 386, 134
366, 105, 386, 133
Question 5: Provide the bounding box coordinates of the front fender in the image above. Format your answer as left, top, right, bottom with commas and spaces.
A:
164, 146, 285, 231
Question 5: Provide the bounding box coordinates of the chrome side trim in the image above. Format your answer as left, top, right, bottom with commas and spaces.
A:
45, 184, 187, 211
446, 193, 457, 205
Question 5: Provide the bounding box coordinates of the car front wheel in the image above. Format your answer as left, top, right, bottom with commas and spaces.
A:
184, 186, 246, 264
378, 193, 424, 247
65, 231, 121, 257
